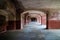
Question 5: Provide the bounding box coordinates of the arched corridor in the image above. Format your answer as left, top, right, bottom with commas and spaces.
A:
1, 0, 60, 40
21, 10, 46, 29
1, 0, 60, 31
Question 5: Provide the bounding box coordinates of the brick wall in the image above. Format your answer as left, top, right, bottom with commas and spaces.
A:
42, 15, 46, 25
48, 20, 60, 29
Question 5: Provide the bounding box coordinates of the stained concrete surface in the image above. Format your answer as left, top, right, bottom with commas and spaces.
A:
0, 30, 45, 40
0, 22, 60, 40
0, 30, 60, 40
19, 0, 60, 9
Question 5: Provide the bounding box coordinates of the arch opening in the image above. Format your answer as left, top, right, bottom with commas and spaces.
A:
21, 10, 46, 29
31, 17, 37, 22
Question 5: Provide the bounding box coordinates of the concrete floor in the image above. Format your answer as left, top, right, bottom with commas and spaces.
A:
0, 30, 60, 40
0, 22, 60, 40
24, 22, 46, 30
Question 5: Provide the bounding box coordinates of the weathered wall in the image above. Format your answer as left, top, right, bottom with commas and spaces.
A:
42, 15, 46, 25
48, 9, 60, 29
48, 20, 60, 29
0, 0, 24, 32
20, 0, 60, 9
